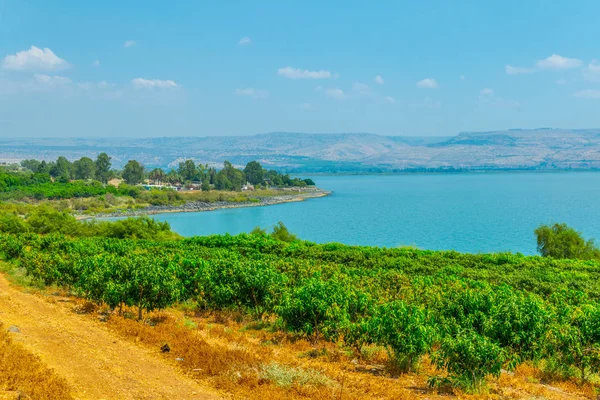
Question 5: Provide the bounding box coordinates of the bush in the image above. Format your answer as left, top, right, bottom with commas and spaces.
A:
431, 331, 505, 393
535, 223, 600, 260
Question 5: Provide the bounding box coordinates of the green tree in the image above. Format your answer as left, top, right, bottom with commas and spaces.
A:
271, 221, 297, 242
431, 330, 505, 393
149, 168, 166, 185
122, 160, 145, 185
166, 169, 180, 185
547, 304, 600, 384
178, 159, 197, 182
535, 223, 599, 259
201, 176, 210, 191
50, 156, 73, 179
244, 161, 265, 185
73, 157, 97, 180
20, 159, 41, 172
95, 153, 112, 183
369, 301, 435, 373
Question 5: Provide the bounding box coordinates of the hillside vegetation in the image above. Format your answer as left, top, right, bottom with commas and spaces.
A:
2, 226, 600, 394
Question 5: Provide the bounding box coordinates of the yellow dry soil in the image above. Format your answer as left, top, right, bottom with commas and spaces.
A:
0, 274, 223, 400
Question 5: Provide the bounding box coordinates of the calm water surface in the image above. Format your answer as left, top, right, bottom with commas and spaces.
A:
148, 172, 600, 254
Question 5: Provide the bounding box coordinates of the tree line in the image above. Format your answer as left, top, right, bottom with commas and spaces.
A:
17, 154, 315, 190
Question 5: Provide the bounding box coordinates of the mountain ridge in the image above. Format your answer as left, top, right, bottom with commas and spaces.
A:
1, 129, 600, 172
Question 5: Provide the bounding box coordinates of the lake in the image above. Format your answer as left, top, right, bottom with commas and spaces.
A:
147, 172, 600, 254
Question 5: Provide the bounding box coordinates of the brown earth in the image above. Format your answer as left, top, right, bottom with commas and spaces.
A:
0, 274, 223, 400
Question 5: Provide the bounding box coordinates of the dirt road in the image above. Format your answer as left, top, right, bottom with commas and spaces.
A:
0, 274, 223, 400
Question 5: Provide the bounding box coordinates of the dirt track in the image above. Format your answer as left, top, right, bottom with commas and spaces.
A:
0, 274, 223, 400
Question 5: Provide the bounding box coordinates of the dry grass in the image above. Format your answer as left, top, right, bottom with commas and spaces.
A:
98, 305, 600, 400
0, 323, 73, 400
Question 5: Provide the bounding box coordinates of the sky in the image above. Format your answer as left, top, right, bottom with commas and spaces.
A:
1, 0, 600, 138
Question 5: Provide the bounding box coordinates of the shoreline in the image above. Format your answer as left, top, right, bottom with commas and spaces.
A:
77, 188, 331, 220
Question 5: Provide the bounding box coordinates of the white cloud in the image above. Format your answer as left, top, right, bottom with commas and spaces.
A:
325, 88, 346, 100
78, 81, 113, 90
480, 88, 494, 96
573, 89, 600, 99
92, 60, 100, 67
124, 40, 136, 48
374, 75, 384, 84
132, 78, 178, 89
537, 54, 582, 70
2, 46, 69, 71
238, 37, 252, 45
384, 96, 396, 103
234, 87, 268, 99
505, 65, 535, 75
300, 103, 312, 110
352, 82, 370, 95
583, 60, 600, 82
278, 66, 333, 79
416, 78, 437, 89
34, 74, 72, 85
556, 79, 567, 85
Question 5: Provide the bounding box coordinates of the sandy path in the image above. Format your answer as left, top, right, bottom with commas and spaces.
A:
0, 274, 223, 400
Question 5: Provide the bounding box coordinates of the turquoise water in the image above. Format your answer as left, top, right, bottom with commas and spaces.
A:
148, 172, 600, 254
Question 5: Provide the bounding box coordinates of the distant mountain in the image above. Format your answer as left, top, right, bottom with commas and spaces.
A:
2, 129, 600, 172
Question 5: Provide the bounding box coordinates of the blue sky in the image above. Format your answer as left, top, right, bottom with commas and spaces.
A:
1, 0, 600, 138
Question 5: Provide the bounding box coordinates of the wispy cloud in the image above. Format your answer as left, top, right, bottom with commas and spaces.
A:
537, 54, 582, 70
374, 75, 384, 84
132, 78, 178, 89
278, 66, 333, 79
416, 78, 437, 89
78, 81, 114, 90
2, 46, 69, 71
238, 37, 252, 45
384, 96, 396, 103
352, 82, 370, 95
124, 40, 136, 48
34, 74, 72, 85
583, 60, 600, 82
300, 103, 312, 110
572, 89, 600, 99
234, 87, 269, 99
460, 75, 466, 80
325, 88, 346, 100
505, 65, 535, 75
92, 59, 100, 67
478, 88, 520, 108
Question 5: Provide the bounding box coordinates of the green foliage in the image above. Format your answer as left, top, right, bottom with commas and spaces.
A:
73, 157, 96, 180
546, 304, 600, 383
535, 223, 599, 260
95, 153, 112, 183
4, 227, 600, 391
271, 221, 297, 242
178, 159, 197, 182
368, 301, 435, 372
431, 331, 505, 393
122, 160, 145, 185
0, 212, 29, 234
244, 161, 265, 185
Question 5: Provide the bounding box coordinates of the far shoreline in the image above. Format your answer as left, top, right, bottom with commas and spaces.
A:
77, 188, 331, 220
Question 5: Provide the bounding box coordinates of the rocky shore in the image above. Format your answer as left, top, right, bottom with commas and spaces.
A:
80, 188, 330, 219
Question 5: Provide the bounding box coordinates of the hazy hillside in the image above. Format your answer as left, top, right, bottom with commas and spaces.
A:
2, 129, 600, 172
